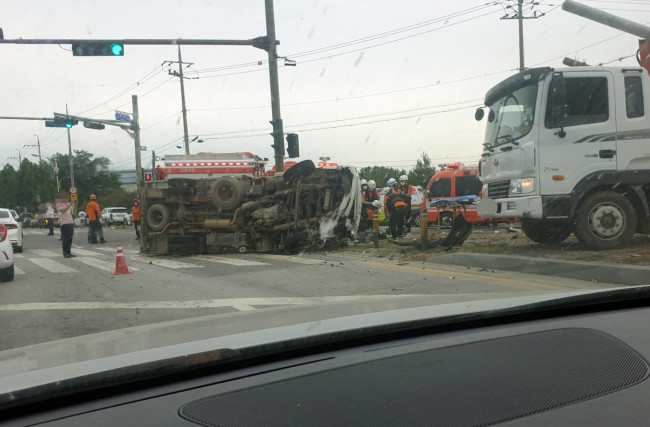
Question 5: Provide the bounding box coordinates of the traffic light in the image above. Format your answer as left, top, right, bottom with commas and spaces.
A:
46, 116, 78, 128
72, 42, 124, 56
144, 172, 152, 181
286, 133, 299, 158
269, 119, 285, 156
83, 121, 106, 130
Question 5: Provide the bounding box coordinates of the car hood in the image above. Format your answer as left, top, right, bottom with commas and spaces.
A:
1, 286, 649, 408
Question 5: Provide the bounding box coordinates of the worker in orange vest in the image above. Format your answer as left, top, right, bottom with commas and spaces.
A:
387, 185, 409, 240
85, 194, 106, 244
132, 199, 141, 240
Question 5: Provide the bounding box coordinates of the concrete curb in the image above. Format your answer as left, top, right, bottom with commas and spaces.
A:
426, 253, 650, 286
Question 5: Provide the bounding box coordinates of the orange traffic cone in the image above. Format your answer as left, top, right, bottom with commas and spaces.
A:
113, 244, 131, 275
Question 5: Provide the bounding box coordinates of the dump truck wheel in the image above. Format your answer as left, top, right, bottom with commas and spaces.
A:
573, 191, 637, 250
210, 177, 243, 211
283, 160, 316, 184
147, 204, 170, 231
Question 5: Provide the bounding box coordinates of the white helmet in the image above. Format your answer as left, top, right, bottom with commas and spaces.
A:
387, 178, 396, 187
368, 180, 376, 190
399, 175, 408, 183
360, 179, 368, 187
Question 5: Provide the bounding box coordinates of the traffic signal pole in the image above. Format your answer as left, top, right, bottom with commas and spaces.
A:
0, 2, 288, 172
66, 104, 75, 189
132, 95, 143, 198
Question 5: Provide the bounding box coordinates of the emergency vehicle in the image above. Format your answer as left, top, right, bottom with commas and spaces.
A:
421, 163, 486, 227
160, 152, 267, 179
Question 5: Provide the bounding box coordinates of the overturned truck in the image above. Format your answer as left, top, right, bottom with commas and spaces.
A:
140, 160, 361, 255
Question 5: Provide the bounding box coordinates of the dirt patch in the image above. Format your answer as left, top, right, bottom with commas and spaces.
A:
345, 227, 650, 266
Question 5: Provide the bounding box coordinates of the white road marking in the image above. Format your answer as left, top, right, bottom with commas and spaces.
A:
27, 258, 78, 273
0, 295, 422, 311
92, 246, 139, 254
232, 305, 256, 311
253, 254, 324, 265
69, 248, 103, 256
191, 254, 270, 266
26, 249, 59, 257
14, 266, 25, 275
14, 253, 25, 259
74, 257, 139, 272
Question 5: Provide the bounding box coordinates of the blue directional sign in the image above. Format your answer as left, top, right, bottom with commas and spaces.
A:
115, 111, 131, 122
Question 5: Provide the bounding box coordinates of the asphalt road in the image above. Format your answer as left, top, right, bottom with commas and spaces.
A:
0, 225, 616, 351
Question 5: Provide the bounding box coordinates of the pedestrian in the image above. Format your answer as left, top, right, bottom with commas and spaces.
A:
55, 191, 77, 258
399, 175, 415, 235
387, 186, 409, 240
132, 199, 141, 240
78, 210, 87, 229
45, 204, 54, 236
85, 194, 106, 244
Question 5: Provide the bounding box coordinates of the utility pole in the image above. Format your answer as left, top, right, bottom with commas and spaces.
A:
164, 46, 194, 155
265, 0, 285, 172
25, 134, 42, 163
66, 104, 75, 189
16, 149, 21, 165
500, 0, 544, 71
132, 95, 143, 197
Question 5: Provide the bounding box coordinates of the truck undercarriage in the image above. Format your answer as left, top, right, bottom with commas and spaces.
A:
140, 160, 361, 255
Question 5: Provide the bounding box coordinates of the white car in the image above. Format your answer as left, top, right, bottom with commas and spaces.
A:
100, 207, 129, 226
0, 223, 15, 282
0, 208, 23, 253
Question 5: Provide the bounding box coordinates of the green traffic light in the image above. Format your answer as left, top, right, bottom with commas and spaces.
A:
65, 123, 72, 128
110, 43, 123, 56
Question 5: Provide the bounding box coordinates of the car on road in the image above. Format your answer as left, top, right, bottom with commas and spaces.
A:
18, 212, 33, 228
0, 208, 23, 253
0, 223, 14, 282
100, 207, 129, 226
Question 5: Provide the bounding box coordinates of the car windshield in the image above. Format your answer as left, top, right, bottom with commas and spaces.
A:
1, 0, 649, 414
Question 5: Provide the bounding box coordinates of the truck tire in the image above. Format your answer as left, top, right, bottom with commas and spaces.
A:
573, 191, 637, 250
147, 204, 171, 231
210, 177, 243, 211
521, 218, 572, 244
282, 160, 316, 184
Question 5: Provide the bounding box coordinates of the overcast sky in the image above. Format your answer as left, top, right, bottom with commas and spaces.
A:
1, 0, 649, 177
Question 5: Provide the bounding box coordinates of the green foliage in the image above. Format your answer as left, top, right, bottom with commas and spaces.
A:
358, 153, 437, 188
1, 150, 121, 211
408, 153, 437, 188
358, 166, 406, 187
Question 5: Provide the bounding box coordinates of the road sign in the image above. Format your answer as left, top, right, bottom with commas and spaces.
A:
69, 186, 77, 194
115, 111, 131, 122
71, 193, 78, 202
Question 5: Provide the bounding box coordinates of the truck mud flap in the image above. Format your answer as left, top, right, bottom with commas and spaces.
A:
437, 213, 473, 247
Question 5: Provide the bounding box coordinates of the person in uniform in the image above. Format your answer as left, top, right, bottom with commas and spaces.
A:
85, 194, 106, 244
132, 199, 141, 240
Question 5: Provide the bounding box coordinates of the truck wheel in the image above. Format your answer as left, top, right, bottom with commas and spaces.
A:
282, 160, 316, 184
573, 191, 637, 250
147, 204, 170, 231
521, 218, 572, 244
210, 177, 243, 211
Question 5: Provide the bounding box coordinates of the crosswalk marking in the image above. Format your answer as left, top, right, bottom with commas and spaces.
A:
27, 249, 60, 257
69, 248, 103, 256
191, 254, 270, 266
92, 246, 139, 254
14, 266, 25, 275
74, 257, 139, 272
253, 254, 324, 265
27, 258, 78, 273
134, 256, 204, 269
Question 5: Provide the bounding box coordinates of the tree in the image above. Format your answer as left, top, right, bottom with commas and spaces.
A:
358, 166, 406, 187
49, 150, 121, 203
408, 153, 437, 188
